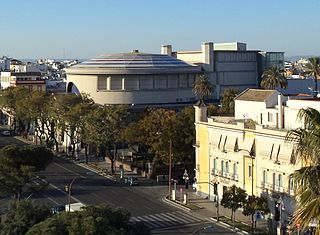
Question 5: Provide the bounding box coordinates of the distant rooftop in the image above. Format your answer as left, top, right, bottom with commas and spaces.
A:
235, 89, 276, 102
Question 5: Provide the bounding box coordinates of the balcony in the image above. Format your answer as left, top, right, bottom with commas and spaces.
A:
260, 182, 269, 189
233, 174, 239, 181
211, 169, 219, 176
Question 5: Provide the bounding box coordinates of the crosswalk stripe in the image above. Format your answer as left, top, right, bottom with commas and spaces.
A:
130, 210, 207, 230
173, 211, 204, 223
130, 217, 140, 222
157, 212, 185, 225
135, 216, 157, 229
164, 212, 197, 224
142, 215, 166, 228
154, 213, 182, 226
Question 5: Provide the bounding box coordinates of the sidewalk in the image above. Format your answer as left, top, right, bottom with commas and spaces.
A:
165, 190, 270, 234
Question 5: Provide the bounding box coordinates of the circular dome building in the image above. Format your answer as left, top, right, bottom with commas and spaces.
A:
65, 50, 201, 106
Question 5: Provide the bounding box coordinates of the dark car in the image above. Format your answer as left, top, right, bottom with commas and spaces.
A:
51, 204, 65, 214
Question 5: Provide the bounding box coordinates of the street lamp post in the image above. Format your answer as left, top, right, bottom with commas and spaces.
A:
168, 138, 172, 200
65, 176, 77, 212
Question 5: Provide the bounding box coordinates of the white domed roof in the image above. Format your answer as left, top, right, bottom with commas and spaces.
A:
66, 51, 200, 75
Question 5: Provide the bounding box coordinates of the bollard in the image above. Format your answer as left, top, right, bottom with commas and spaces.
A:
183, 193, 187, 204
172, 189, 175, 201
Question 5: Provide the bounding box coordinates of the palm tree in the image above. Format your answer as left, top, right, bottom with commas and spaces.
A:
304, 57, 320, 98
192, 74, 214, 102
286, 108, 320, 234
260, 66, 287, 90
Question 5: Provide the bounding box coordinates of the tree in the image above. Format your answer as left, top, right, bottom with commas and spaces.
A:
0, 87, 32, 134
260, 66, 287, 90
0, 145, 53, 201
26, 204, 150, 235
220, 185, 247, 226
303, 57, 320, 98
221, 88, 240, 114
0, 200, 51, 235
243, 195, 270, 232
286, 108, 320, 234
83, 105, 129, 174
55, 93, 94, 157
192, 74, 214, 102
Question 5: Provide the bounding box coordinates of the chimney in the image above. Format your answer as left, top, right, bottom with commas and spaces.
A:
278, 93, 283, 128
194, 100, 207, 123
161, 45, 172, 56
201, 42, 214, 72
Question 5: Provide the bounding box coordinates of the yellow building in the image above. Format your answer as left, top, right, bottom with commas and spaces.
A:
193, 89, 310, 222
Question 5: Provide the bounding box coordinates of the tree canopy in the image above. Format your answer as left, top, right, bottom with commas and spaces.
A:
192, 74, 214, 101
221, 185, 247, 225
221, 88, 240, 114
303, 57, 320, 97
260, 66, 287, 90
0, 145, 53, 201
0, 200, 51, 235
286, 108, 320, 234
26, 204, 150, 235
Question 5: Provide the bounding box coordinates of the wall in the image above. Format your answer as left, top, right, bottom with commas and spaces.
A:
67, 74, 197, 105
195, 123, 209, 198
234, 100, 266, 122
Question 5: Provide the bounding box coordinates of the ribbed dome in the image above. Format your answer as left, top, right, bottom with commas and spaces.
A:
74, 52, 195, 69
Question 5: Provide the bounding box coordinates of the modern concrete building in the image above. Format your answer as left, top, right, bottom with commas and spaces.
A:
166, 42, 284, 99
65, 50, 202, 107
194, 89, 319, 225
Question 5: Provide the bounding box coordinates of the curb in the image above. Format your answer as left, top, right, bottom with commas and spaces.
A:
210, 217, 250, 235
77, 163, 115, 180
162, 196, 192, 212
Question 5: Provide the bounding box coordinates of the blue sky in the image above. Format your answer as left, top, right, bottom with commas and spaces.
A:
0, 0, 319, 59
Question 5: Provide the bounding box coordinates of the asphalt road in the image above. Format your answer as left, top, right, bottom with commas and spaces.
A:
0, 135, 237, 234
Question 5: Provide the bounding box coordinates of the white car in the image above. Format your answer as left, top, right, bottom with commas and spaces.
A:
2, 130, 10, 136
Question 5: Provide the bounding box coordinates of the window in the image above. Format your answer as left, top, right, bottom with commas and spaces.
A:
218, 135, 222, 149
278, 174, 283, 188
139, 76, 153, 89
213, 159, 217, 171
154, 75, 167, 89
233, 163, 238, 176
263, 170, 268, 184
110, 75, 122, 90
289, 177, 294, 194
221, 160, 224, 173
272, 173, 276, 189
225, 161, 229, 174
98, 76, 107, 90
270, 144, 274, 160
248, 165, 252, 178
268, 112, 273, 122
167, 74, 178, 88
179, 74, 188, 88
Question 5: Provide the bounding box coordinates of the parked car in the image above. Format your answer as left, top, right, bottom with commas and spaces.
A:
51, 204, 65, 214
126, 176, 139, 186
2, 130, 10, 136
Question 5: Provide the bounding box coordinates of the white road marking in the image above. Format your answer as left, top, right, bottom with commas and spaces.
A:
53, 163, 87, 179
49, 183, 81, 203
